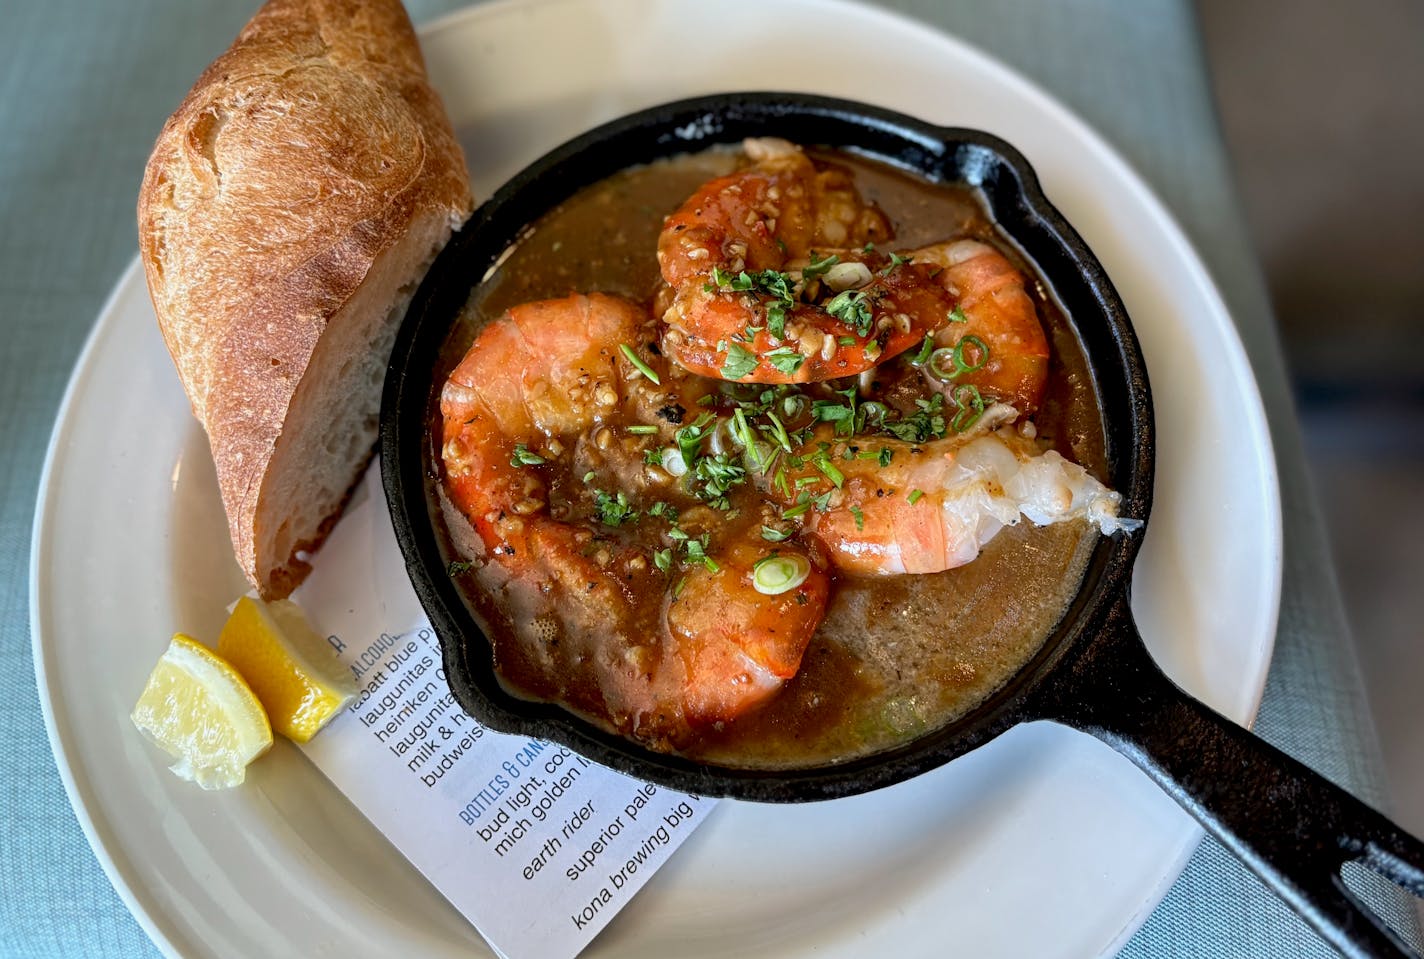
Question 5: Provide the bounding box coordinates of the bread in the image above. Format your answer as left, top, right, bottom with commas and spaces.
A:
138, 0, 473, 599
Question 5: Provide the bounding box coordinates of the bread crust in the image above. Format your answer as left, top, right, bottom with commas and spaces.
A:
138, 0, 473, 597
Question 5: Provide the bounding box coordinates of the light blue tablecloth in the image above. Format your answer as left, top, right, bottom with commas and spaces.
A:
1, 1, 1417, 956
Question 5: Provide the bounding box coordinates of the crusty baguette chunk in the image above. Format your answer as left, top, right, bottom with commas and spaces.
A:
138, 0, 473, 598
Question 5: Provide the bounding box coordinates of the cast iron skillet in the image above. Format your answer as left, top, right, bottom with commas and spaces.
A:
382, 93, 1424, 957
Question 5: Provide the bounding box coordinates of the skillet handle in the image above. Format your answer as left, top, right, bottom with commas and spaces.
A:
1034, 595, 1424, 959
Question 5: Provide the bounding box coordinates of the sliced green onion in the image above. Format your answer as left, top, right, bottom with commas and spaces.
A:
947, 306, 969, 324
953, 334, 990, 374
849, 505, 865, 530
661, 447, 688, 477
752, 554, 812, 595
907, 489, 925, 505
762, 411, 794, 453
950, 384, 986, 432
627, 424, 659, 435
926, 347, 959, 382
812, 452, 845, 488
619, 343, 661, 385
743, 440, 775, 474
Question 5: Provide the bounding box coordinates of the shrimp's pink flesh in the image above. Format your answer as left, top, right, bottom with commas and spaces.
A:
666, 539, 830, 723
915, 239, 1050, 414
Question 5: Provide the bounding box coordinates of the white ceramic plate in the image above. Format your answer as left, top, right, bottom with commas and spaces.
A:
32, 0, 1282, 956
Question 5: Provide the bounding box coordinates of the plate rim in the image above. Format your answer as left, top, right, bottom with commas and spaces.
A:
30, 257, 188, 959
29, 1, 1285, 956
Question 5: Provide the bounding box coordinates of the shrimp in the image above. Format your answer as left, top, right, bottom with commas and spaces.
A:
658, 138, 955, 383
667, 538, 829, 723
910, 239, 1051, 415
772, 424, 1137, 577
440, 292, 829, 730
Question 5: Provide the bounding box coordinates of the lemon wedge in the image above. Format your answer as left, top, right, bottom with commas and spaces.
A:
131, 633, 273, 789
217, 596, 355, 743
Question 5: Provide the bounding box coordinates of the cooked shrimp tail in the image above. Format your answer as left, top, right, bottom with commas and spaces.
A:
776, 427, 1137, 577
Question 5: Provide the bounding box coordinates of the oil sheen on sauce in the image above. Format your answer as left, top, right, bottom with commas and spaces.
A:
435, 147, 1103, 770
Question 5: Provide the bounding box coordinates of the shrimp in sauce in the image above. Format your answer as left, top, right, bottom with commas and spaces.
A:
440, 293, 828, 738
910, 239, 1051, 415
437, 142, 1139, 763
657, 138, 960, 383
771, 421, 1137, 577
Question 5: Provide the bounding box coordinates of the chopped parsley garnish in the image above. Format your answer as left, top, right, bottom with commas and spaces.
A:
766, 300, 788, 339
881, 251, 913, 275
592, 489, 638, 527
825, 289, 874, 335
643, 447, 664, 466
618, 343, 661, 385
761, 525, 794, 542
446, 559, 474, 576
691, 452, 746, 508
675, 412, 715, 466
765, 347, 805, 376
710, 265, 795, 304
683, 534, 719, 572
947, 305, 969, 324
810, 386, 860, 437
881, 394, 947, 443
802, 252, 840, 283
510, 444, 545, 467
721, 342, 758, 380
652, 548, 673, 573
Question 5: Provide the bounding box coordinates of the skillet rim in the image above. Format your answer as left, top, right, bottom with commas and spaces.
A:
380, 91, 1154, 802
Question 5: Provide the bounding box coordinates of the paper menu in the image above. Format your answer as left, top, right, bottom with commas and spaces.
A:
292, 467, 715, 959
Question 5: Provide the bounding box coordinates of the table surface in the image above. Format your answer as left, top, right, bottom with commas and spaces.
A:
1, 1, 1417, 956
